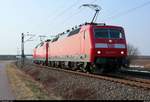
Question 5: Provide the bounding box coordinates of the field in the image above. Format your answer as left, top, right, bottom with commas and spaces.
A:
131, 57, 150, 69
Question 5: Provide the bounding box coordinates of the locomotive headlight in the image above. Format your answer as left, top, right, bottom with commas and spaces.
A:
121, 51, 124, 54
97, 51, 101, 54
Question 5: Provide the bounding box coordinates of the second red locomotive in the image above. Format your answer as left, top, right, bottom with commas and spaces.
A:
33, 23, 128, 73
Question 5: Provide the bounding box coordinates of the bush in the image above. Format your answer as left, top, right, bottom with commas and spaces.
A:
127, 43, 140, 65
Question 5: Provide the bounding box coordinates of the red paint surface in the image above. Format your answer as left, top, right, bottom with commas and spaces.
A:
33, 24, 127, 63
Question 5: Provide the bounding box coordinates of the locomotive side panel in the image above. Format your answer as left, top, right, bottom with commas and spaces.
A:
48, 27, 93, 62
80, 26, 94, 62
34, 42, 47, 62
48, 32, 82, 62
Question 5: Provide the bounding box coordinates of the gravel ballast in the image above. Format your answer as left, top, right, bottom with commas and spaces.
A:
16, 60, 150, 100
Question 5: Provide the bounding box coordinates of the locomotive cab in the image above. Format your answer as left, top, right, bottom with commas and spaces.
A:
90, 24, 128, 71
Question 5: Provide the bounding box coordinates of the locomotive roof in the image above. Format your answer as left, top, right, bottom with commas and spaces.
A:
37, 22, 124, 45
84, 22, 123, 28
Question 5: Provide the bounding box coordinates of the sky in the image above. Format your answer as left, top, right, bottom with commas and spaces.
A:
0, 0, 150, 55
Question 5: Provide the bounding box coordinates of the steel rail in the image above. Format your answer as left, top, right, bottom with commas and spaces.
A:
33, 64, 150, 90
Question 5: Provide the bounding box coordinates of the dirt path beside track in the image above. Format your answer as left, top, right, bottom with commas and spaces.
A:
0, 61, 15, 100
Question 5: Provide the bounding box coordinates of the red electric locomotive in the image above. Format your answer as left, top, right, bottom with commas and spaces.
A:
33, 23, 128, 73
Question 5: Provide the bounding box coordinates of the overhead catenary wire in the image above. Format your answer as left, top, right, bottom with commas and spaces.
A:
67, 0, 98, 21
41, 0, 150, 38
49, 0, 81, 23
51, 0, 98, 26
105, 1, 150, 21
90, 0, 98, 4
48, 0, 69, 18
61, 0, 99, 27
47, 0, 83, 35
47, 0, 99, 35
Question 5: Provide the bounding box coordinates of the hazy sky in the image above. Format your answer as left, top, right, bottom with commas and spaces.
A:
0, 0, 150, 55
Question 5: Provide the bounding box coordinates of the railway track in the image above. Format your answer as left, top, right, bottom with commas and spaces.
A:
32, 63, 150, 90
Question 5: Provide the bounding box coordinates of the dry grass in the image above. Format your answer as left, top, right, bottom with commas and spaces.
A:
131, 59, 150, 68
144, 64, 150, 68
6, 63, 52, 100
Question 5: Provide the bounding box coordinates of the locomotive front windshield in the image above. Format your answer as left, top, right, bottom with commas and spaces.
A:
94, 28, 124, 39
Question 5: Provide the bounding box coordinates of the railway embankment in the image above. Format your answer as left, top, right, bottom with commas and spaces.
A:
13, 60, 150, 100
6, 63, 59, 100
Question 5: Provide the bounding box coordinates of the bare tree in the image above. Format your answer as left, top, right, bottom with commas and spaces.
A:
127, 43, 140, 66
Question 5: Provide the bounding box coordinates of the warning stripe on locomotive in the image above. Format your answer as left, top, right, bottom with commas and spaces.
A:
95, 43, 126, 49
